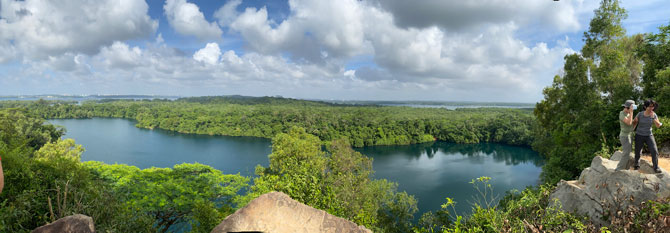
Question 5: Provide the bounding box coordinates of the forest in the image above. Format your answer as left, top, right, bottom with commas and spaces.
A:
2, 108, 667, 233
4, 0, 670, 232
0, 96, 536, 148
532, 0, 670, 184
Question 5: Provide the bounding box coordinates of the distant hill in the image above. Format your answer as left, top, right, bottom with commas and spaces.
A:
177, 95, 343, 106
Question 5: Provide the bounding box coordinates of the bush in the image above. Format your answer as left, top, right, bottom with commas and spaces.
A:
415, 179, 597, 233
249, 127, 418, 233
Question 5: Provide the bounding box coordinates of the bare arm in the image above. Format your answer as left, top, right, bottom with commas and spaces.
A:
622, 109, 634, 125
653, 113, 662, 128
632, 113, 639, 127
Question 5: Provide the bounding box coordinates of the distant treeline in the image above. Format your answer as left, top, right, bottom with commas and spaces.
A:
0, 96, 536, 147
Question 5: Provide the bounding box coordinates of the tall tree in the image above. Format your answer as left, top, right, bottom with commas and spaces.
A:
534, 0, 643, 183
640, 24, 670, 117
535, 54, 603, 183
249, 127, 417, 233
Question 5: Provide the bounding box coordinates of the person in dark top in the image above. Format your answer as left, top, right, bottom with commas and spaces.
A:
632, 99, 663, 173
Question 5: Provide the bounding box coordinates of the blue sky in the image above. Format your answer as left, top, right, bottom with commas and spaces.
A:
0, 0, 669, 102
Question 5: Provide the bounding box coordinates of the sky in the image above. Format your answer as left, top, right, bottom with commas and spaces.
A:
0, 0, 669, 102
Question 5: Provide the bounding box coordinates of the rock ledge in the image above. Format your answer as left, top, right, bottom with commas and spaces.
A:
550, 152, 670, 226
31, 214, 95, 233
211, 192, 372, 233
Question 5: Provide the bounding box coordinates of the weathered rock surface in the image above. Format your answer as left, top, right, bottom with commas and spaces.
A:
211, 192, 372, 233
660, 143, 670, 156
31, 214, 95, 233
550, 152, 670, 226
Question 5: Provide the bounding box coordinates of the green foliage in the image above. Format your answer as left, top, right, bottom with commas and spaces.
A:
191, 200, 226, 233
534, 54, 606, 184
1, 97, 536, 148
34, 138, 84, 161
415, 180, 595, 233
0, 108, 64, 150
85, 161, 249, 233
582, 0, 627, 59
0, 110, 153, 232
417, 201, 452, 233
0, 109, 248, 232
639, 24, 670, 111
249, 127, 417, 233
533, 0, 649, 184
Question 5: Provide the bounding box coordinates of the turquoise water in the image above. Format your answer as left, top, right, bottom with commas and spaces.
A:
355, 142, 544, 217
50, 118, 543, 218
50, 118, 271, 176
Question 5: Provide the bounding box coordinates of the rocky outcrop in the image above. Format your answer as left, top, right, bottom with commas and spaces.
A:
550, 152, 670, 226
31, 214, 95, 233
211, 192, 372, 233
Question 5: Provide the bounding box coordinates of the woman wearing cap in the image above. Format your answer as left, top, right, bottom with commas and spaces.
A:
632, 99, 663, 173
616, 100, 637, 170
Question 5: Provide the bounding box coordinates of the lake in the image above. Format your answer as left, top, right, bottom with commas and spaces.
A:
50, 118, 543, 218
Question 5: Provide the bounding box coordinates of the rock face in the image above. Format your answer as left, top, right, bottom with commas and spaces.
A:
31, 214, 95, 233
550, 152, 670, 226
211, 192, 372, 233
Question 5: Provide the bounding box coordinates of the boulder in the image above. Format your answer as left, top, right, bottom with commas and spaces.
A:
550, 154, 670, 226
31, 214, 95, 233
609, 151, 634, 170
211, 192, 372, 233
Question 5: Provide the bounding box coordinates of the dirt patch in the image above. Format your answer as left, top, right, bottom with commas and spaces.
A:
641, 155, 670, 171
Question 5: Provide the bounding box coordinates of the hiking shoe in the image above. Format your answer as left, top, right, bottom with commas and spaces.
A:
634, 165, 640, 170
655, 168, 663, 173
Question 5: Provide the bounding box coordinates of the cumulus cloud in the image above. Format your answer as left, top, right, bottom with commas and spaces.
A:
1, 0, 590, 102
214, 0, 242, 27
164, 0, 223, 40
224, 0, 575, 97
0, 0, 157, 61
98, 41, 144, 69
375, 0, 581, 33
193, 43, 222, 65
230, 0, 368, 62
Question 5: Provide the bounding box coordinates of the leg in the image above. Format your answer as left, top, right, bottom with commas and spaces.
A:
616, 135, 632, 170
648, 135, 660, 171
634, 134, 644, 169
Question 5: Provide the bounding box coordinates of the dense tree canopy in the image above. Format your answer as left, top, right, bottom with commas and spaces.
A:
535, 0, 670, 184
85, 162, 249, 233
0, 109, 154, 232
248, 127, 418, 233
5, 1, 670, 231
0, 109, 248, 233
0, 96, 536, 148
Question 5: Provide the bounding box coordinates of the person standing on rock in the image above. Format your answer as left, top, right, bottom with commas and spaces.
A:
633, 99, 663, 173
616, 100, 637, 170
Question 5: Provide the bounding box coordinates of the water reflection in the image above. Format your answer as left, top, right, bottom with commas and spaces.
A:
355, 141, 544, 220
357, 142, 544, 167
51, 118, 543, 222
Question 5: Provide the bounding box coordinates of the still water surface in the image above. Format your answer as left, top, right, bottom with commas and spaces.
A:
50, 118, 543, 217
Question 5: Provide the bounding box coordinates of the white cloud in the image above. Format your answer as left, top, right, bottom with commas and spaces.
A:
230, 0, 368, 62
214, 0, 242, 27
224, 0, 575, 100
98, 41, 144, 69
0, 41, 17, 63
0, 0, 157, 61
164, 0, 223, 41
193, 43, 222, 65
1, 0, 599, 102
